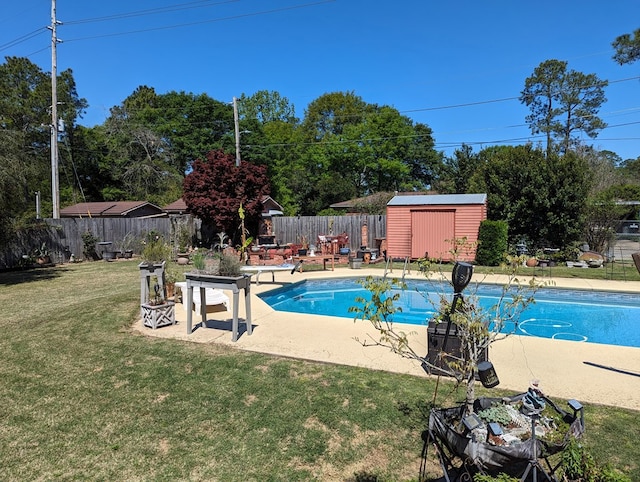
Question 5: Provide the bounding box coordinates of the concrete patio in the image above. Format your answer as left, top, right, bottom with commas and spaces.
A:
134, 267, 640, 411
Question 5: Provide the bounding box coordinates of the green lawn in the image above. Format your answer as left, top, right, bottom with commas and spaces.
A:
0, 261, 638, 480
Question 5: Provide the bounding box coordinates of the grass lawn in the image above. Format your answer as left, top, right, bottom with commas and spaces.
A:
0, 261, 638, 480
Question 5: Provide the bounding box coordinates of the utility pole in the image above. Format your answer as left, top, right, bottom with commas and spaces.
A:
49, 0, 61, 218
233, 96, 241, 166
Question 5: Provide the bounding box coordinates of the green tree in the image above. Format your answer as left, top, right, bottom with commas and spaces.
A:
300, 91, 371, 141
295, 92, 440, 213
406, 122, 443, 189
254, 119, 302, 215
104, 110, 183, 205
583, 198, 625, 254
468, 145, 589, 248
520, 59, 607, 156
105, 86, 231, 175
0, 56, 87, 227
238, 90, 297, 124
155, 90, 234, 173
436, 144, 482, 193
612, 28, 640, 65
620, 156, 640, 181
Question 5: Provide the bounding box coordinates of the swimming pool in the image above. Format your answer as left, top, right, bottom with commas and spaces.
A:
259, 278, 640, 348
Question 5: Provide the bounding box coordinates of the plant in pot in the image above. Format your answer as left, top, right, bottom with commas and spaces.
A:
349, 255, 586, 479
139, 232, 172, 313
164, 264, 180, 299
298, 235, 309, 256
116, 232, 136, 259
141, 275, 176, 329
34, 242, 51, 265
350, 249, 542, 416
189, 251, 242, 278
140, 232, 171, 267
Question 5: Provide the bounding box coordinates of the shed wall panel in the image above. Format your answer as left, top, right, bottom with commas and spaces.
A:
386, 201, 487, 262
386, 206, 413, 259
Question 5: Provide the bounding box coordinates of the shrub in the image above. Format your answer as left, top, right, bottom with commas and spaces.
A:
81, 231, 99, 260
560, 439, 631, 482
475, 220, 508, 266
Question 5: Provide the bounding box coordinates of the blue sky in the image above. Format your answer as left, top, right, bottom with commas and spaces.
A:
2, 0, 639, 161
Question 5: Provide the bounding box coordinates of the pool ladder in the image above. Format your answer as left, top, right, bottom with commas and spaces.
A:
383, 256, 411, 279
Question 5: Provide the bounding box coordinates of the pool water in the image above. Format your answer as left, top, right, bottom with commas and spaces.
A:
259, 278, 640, 348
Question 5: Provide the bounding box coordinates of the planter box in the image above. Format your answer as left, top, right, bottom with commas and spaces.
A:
139, 261, 166, 309
349, 258, 363, 269
141, 301, 175, 329
185, 272, 251, 289
102, 250, 119, 262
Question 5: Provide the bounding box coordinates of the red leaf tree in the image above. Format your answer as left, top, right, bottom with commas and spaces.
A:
183, 150, 270, 244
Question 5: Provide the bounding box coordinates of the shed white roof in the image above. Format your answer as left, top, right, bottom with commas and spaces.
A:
387, 193, 487, 206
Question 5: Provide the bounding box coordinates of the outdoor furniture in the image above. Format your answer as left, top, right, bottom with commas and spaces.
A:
318, 233, 349, 254
240, 263, 300, 285
185, 273, 252, 342
174, 282, 229, 312
292, 254, 335, 271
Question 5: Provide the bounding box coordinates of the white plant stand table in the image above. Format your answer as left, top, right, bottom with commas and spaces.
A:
185, 273, 253, 342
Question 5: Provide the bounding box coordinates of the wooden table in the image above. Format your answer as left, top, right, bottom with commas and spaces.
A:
292, 255, 335, 271
185, 273, 252, 342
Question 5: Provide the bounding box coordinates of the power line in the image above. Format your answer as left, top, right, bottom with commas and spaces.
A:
0, 27, 48, 53
63, 1, 336, 43
63, 0, 239, 25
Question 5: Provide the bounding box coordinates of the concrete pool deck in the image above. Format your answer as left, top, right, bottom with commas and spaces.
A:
134, 267, 640, 411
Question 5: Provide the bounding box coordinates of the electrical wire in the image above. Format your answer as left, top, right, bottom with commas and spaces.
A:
0, 27, 48, 53
63, 1, 336, 43
63, 0, 239, 25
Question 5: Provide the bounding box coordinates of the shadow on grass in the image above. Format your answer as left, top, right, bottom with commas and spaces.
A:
0, 265, 70, 286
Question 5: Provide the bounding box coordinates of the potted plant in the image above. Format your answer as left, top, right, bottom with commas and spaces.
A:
184, 251, 252, 340
350, 259, 583, 479
116, 232, 136, 259
188, 251, 243, 278
165, 264, 180, 299
140, 232, 171, 267
298, 235, 309, 256
34, 242, 51, 265
141, 275, 176, 330
139, 232, 172, 310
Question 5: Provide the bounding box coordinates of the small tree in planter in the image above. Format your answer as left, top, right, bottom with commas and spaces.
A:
349, 264, 591, 480
141, 276, 176, 329
139, 232, 172, 314
350, 258, 541, 416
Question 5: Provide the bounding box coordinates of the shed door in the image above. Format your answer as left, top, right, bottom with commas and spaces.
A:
411, 210, 455, 260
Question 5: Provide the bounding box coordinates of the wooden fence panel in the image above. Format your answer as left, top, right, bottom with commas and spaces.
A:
1, 215, 379, 269
46, 217, 176, 261
272, 215, 386, 251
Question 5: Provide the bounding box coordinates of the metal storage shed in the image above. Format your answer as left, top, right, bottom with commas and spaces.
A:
386, 193, 487, 262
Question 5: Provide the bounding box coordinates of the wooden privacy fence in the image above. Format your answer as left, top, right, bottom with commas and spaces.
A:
0, 215, 381, 270
45, 217, 179, 260
0, 216, 200, 269
272, 215, 387, 251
